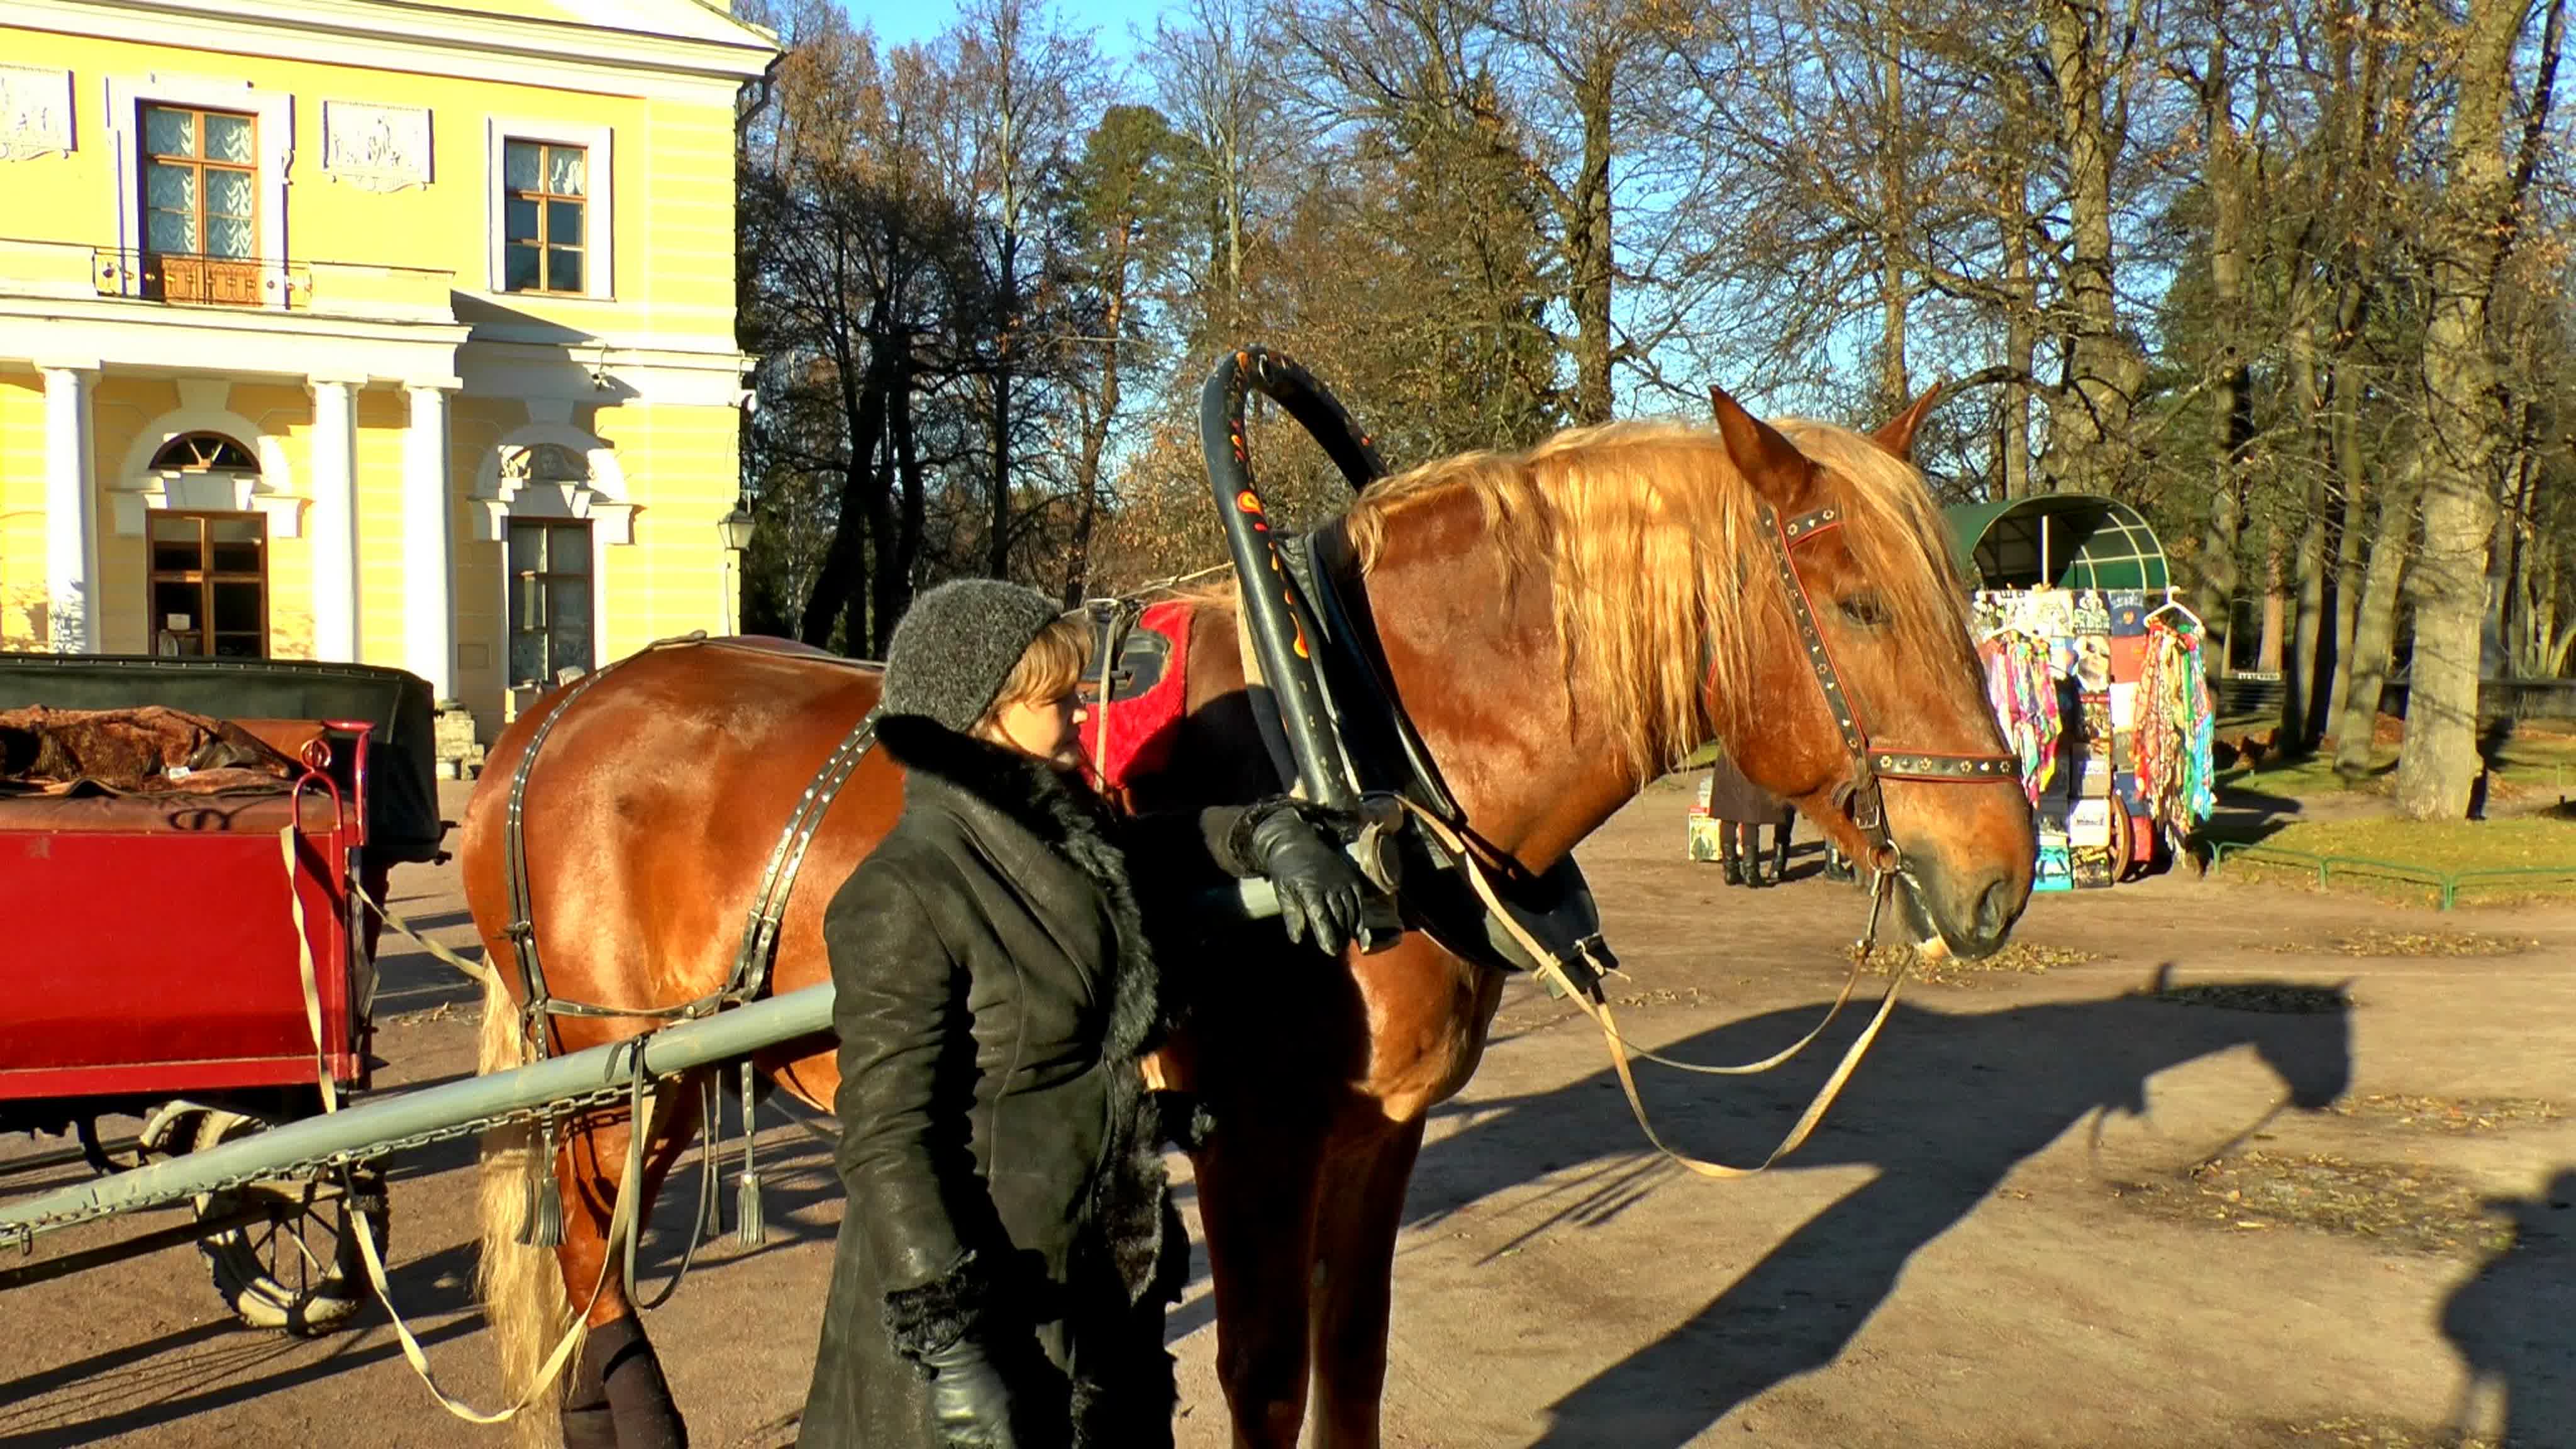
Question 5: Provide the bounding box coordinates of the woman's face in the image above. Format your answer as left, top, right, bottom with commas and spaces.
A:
977, 692, 1087, 770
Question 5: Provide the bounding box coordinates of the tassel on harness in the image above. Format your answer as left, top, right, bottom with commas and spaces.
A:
733, 1063, 765, 1248
521, 1115, 566, 1248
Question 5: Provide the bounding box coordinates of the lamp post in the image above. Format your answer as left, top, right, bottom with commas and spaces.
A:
718, 496, 756, 636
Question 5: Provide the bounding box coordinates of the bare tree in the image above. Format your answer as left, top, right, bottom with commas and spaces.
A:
2395, 0, 2549, 818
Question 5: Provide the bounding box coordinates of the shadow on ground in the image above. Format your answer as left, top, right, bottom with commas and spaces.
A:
2445, 1169, 2576, 1448
1404, 975, 2355, 1448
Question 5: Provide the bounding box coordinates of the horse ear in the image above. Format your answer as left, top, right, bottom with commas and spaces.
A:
1707, 384, 1814, 503
1872, 382, 1943, 462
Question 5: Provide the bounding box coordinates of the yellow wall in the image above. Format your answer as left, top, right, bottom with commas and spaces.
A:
0, 25, 740, 329
0, 372, 48, 645
591, 399, 740, 662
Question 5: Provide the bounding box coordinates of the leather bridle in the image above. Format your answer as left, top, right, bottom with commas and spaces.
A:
1752, 499, 2019, 873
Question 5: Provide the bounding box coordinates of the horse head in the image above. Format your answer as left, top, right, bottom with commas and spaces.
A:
2139, 965, 2355, 1115
1704, 383, 2036, 958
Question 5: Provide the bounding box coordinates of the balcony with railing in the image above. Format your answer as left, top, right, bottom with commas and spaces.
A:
0, 238, 456, 326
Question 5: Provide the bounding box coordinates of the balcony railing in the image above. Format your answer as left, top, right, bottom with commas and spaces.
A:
0, 238, 455, 323
104, 248, 281, 307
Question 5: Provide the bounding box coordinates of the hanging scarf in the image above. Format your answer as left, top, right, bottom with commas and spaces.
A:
2138, 618, 2214, 838
1980, 629, 2060, 805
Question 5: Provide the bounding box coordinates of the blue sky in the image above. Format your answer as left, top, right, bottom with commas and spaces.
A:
843, 0, 1167, 58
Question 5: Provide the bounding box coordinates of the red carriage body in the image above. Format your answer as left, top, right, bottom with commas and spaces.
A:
0, 720, 375, 1106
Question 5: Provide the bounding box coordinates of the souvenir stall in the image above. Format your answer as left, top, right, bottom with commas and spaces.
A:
1944, 496, 2214, 892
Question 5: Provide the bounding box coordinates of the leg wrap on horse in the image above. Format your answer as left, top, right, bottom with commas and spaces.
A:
567, 1314, 688, 1449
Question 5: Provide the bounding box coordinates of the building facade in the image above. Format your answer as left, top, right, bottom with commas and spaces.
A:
0, 0, 775, 738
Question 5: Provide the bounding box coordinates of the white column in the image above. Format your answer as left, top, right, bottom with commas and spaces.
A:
308, 377, 362, 662
40, 364, 99, 653
401, 384, 457, 699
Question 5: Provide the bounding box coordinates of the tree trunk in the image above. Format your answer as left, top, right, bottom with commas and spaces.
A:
883, 349, 926, 656
2282, 313, 2329, 750
2334, 458, 2422, 777
801, 353, 892, 651
2191, 21, 2251, 660
2035, 0, 2142, 495
1876, 43, 1910, 417
2001, 163, 2035, 499
2323, 287, 2371, 731
1568, 53, 1616, 425
985, 221, 1019, 583
1063, 227, 1130, 606
2394, 0, 2525, 820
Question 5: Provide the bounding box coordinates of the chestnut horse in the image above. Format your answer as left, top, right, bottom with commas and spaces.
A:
460, 388, 2035, 1448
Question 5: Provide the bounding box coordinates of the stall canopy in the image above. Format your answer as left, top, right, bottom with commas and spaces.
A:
1944, 494, 2169, 592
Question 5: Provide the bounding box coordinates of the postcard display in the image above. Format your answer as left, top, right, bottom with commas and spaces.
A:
1970, 588, 2213, 892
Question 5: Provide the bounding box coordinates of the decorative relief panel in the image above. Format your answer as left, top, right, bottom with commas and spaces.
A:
321, 101, 432, 191
0, 65, 74, 162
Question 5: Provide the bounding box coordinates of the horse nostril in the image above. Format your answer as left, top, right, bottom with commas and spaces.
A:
1973, 877, 2014, 941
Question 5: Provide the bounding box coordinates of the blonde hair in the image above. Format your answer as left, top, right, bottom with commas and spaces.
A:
1343, 418, 1969, 780
987, 612, 1093, 715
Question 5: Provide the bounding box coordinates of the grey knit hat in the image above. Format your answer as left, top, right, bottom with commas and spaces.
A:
880, 579, 1069, 733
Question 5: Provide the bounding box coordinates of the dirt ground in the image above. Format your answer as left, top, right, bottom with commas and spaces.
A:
4, 777, 2572, 1448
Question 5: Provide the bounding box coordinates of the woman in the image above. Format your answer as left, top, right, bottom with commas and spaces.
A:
1705, 752, 1795, 889
799, 580, 1363, 1449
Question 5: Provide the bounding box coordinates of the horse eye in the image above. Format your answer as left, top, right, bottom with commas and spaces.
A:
1838, 592, 1890, 629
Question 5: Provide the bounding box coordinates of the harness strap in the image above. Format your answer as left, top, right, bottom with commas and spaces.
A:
1399, 799, 1906, 1177
279, 791, 660, 1424
504, 637, 708, 1057
1755, 501, 2019, 860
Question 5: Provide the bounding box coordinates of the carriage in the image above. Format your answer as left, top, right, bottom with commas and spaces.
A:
0, 653, 440, 1330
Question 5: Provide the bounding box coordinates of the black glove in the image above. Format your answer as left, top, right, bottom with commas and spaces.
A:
919, 1337, 1021, 1449
1240, 804, 1367, 954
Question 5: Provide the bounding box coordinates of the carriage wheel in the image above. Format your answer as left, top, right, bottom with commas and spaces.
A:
188, 1109, 388, 1336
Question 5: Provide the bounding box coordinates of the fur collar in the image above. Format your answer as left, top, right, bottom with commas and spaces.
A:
874, 712, 1123, 854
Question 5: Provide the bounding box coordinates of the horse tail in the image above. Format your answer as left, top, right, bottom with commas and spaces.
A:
475, 967, 579, 1448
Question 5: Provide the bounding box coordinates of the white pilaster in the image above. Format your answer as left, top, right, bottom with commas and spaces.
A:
308, 377, 363, 662
39, 364, 99, 653
401, 384, 457, 699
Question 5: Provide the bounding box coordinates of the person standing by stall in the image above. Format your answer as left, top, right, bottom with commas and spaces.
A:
1705, 753, 1796, 889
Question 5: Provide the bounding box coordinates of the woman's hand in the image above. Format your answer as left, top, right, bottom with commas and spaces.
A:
919, 1337, 1021, 1448
1241, 806, 1367, 954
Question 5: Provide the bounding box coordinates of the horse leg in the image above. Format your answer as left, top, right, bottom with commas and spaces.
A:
553, 1082, 706, 1449
1307, 1118, 1425, 1449
1197, 1116, 1326, 1449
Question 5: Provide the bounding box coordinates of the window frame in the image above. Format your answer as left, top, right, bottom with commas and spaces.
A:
499, 138, 588, 296
103, 75, 292, 308
139, 104, 260, 264
486, 117, 614, 301
505, 516, 597, 689
145, 508, 270, 660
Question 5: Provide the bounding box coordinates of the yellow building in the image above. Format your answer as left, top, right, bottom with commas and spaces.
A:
0, 0, 776, 743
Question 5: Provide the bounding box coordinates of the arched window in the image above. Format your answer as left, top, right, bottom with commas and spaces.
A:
150, 431, 259, 473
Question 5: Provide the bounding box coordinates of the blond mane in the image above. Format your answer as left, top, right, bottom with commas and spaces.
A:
1340, 417, 1970, 779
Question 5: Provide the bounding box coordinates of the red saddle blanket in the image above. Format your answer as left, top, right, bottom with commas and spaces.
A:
1077, 600, 1195, 795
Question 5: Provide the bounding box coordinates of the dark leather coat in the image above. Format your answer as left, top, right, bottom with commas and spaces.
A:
797, 714, 1243, 1449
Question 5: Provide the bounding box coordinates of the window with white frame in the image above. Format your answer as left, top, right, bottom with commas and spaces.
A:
507, 517, 594, 687
104, 75, 293, 305
486, 119, 613, 299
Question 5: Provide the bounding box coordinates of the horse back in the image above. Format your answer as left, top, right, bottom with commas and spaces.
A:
460, 640, 900, 1091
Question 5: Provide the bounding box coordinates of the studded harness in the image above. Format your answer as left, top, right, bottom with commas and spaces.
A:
1755, 500, 2020, 872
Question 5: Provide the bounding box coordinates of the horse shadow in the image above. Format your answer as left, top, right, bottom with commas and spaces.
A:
1404, 973, 2355, 1448
2443, 1169, 2576, 1447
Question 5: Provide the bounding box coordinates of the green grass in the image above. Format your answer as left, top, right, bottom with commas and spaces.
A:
2218, 728, 2576, 804
2207, 816, 2576, 906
